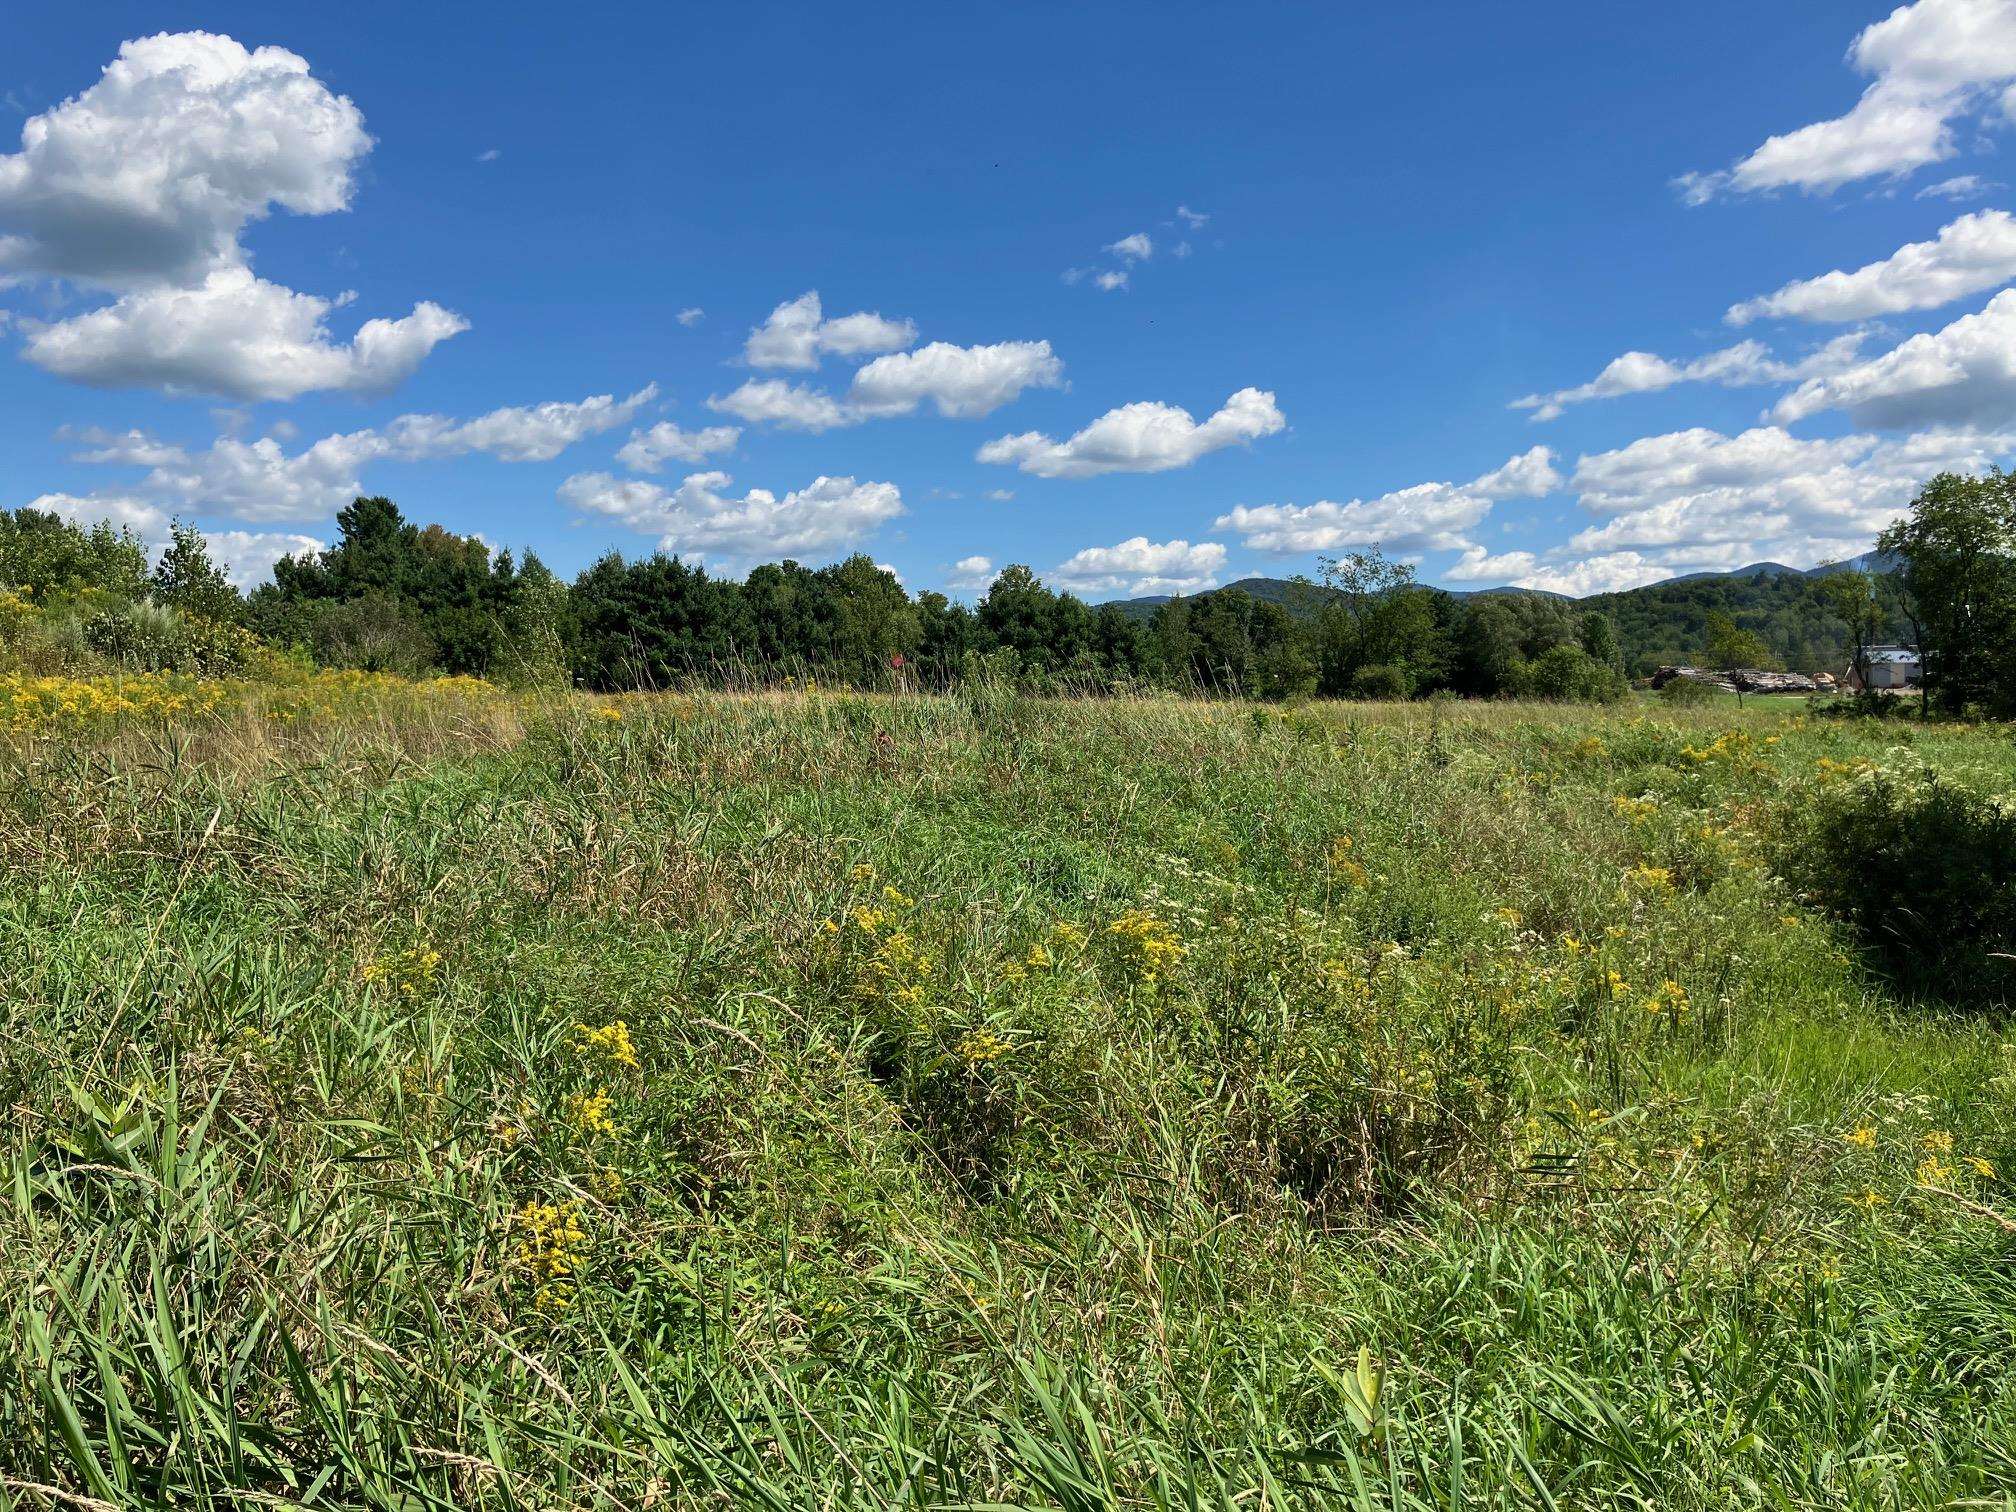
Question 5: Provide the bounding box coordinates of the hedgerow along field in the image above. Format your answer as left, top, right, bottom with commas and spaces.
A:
3, 681, 2013, 1510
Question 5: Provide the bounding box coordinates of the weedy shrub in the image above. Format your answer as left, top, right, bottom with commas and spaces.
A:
1777, 756, 2016, 1007
82, 598, 196, 671
1658, 674, 1717, 707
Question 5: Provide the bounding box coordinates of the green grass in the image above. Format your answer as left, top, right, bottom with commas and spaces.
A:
2, 689, 2013, 1509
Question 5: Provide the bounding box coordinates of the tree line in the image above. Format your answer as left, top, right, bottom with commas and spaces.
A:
5, 471, 2012, 711
241, 498, 1632, 700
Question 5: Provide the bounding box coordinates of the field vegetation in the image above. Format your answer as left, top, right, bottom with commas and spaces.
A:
2, 678, 2013, 1509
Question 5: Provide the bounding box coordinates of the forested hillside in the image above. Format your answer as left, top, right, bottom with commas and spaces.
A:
1108, 563, 1910, 678
1580, 568, 1908, 676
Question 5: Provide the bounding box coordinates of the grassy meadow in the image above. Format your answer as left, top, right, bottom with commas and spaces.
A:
2, 679, 2014, 1509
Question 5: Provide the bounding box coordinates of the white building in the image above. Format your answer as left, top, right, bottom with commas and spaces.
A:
1845, 644, 1920, 691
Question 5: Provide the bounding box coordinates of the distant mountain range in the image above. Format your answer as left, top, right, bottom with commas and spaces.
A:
1097, 552, 1898, 621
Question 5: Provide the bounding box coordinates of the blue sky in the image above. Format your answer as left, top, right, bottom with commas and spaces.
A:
7, 0, 2016, 598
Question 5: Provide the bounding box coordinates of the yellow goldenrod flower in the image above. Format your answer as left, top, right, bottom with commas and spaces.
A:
574, 1019, 640, 1071
512, 1200, 591, 1310
1107, 909, 1186, 985
956, 1028, 1016, 1066
566, 1089, 619, 1138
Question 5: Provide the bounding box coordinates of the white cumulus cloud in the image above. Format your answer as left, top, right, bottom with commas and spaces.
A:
741, 291, 916, 370
1498, 421, 2016, 594
1773, 286, 2016, 428
0, 32, 463, 398
978, 386, 1285, 478
617, 419, 741, 472
707, 378, 858, 432
946, 554, 997, 589
204, 529, 326, 588
29, 491, 172, 542
382, 384, 657, 462
1511, 334, 1868, 420
1728, 209, 2016, 324
1215, 445, 1559, 559
711, 341, 1062, 430
1049, 537, 1226, 596
847, 340, 1063, 419
559, 469, 904, 566
0, 32, 369, 288
1106, 232, 1153, 263
1677, 0, 2016, 200
1470, 444, 1563, 499
61, 386, 655, 522
20, 265, 466, 403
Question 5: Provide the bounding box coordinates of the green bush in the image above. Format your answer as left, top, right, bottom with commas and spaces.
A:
1777, 759, 2016, 1007
1349, 663, 1410, 700
1658, 674, 1717, 707
80, 600, 258, 676
1522, 643, 1627, 702
83, 600, 195, 672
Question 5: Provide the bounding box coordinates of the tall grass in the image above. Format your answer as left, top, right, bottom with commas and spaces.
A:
2, 687, 2012, 1508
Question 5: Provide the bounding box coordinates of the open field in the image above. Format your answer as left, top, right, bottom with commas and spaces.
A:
2, 683, 2013, 1509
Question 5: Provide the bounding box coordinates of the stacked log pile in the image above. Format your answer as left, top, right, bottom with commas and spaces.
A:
1649, 665, 1820, 695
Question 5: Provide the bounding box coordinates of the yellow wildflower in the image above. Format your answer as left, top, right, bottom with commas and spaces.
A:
566, 1089, 619, 1138
1107, 909, 1186, 985
956, 1028, 1016, 1066
574, 1019, 640, 1071
360, 943, 442, 998
513, 1200, 590, 1310
1644, 978, 1689, 1020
